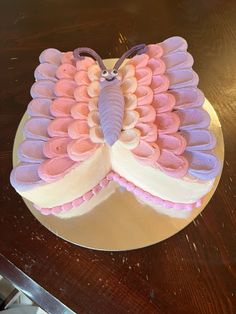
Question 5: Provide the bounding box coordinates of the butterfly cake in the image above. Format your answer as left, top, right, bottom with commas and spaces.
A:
10, 36, 221, 219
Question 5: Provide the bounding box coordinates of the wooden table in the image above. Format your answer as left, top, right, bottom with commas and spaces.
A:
1, 1, 236, 313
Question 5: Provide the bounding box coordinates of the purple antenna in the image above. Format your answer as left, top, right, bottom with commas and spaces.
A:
114, 44, 147, 70
73, 47, 106, 71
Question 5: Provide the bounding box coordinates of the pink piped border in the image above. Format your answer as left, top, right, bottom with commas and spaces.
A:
34, 171, 202, 215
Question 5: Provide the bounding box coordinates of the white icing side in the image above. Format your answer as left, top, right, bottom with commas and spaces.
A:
110, 141, 214, 203
18, 145, 111, 207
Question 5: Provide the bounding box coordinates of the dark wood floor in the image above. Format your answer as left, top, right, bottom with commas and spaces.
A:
0, 1, 236, 313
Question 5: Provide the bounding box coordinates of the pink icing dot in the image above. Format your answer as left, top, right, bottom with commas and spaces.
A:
163, 201, 173, 209
183, 204, 193, 211
61, 202, 73, 211
172, 203, 183, 210
40, 208, 51, 215
100, 178, 109, 188
156, 198, 165, 206
196, 200, 202, 208
51, 206, 62, 214
92, 185, 102, 194
133, 187, 142, 196
72, 197, 84, 207
83, 191, 93, 201
117, 177, 127, 186
106, 172, 114, 180
126, 183, 135, 192
147, 195, 159, 204
111, 173, 120, 182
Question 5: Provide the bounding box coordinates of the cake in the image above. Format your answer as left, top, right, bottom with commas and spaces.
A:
10, 36, 221, 219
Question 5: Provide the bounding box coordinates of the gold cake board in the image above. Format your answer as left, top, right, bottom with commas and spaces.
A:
13, 59, 224, 251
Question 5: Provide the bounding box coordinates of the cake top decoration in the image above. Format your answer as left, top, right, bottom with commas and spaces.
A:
10, 37, 221, 196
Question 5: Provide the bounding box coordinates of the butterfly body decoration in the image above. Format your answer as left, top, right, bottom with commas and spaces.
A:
10, 37, 221, 215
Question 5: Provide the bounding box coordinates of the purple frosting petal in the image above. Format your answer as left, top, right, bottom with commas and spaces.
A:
39, 48, 62, 65
162, 52, 193, 71
30, 80, 55, 99
177, 108, 210, 130
27, 98, 52, 118
185, 151, 221, 180
34, 63, 58, 82
160, 37, 187, 55
167, 69, 199, 89
18, 140, 46, 163
181, 129, 216, 151
170, 87, 204, 109
23, 118, 50, 140
10, 163, 43, 191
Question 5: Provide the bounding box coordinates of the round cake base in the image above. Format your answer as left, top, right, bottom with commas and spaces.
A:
12, 59, 224, 251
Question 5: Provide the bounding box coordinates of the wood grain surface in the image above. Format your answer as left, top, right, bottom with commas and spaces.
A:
0, 0, 236, 313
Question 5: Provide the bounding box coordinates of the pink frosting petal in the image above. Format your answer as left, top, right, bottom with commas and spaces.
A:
135, 86, 153, 106
181, 129, 216, 151
177, 108, 210, 130
123, 110, 139, 129
38, 157, 76, 182
68, 120, 89, 139
88, 97, 98, 111
151, 75, 169, 93
147, 58, 166, 75
76, 57, 95, 71
30, 80, 55, 99
34, 63, 58, 81
152, 92, 175, 113
136, 105, 156, 123
54, 79, 77, 98
87, 110, 100, 127
71, 102, 89, 119
74, 70, 91, 86
10, 163, 43, 190
160, 37, 188, 55
18, 140, 46, 163
39, 48, 62, 65
67, 138, 98, 161
23, 118, 50, 140
170, 88, 205, 109
121, 77, 137, 94
61, 52, 74, 65
167, 69, 199, 89
156, 112, 180, 134
50, 98, 75, 117
43, 137, 71, 158
56, 63, 77, 80
128, 54, 149, 68
135, 67, 152, 86
74, 85, 91, 102
147, 44, 163, 59
156, 150, 189, 178
136, 122, 158, 142
47, 117, 73, 137
132, 140, 160, 164
120, 64, 135, 80
87, 64, 101, 81
185, 151, 221, 180
157, 133, 186, 155
27, 98, 52, 118
87, 81, 100, 97
162, 52, 193, 70
124, 94, 137, 110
